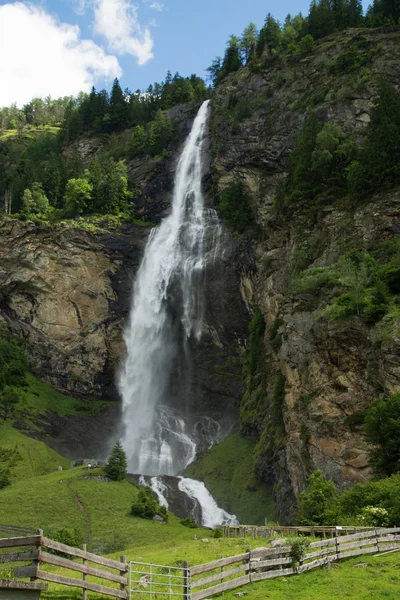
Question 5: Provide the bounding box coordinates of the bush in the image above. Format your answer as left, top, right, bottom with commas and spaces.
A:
339, 474, 400, 526
298, 34, 314, 55
217, 179, 255, 234
105, 441, 127, 481
131, 488, 168, 521
365, 394, 400, 476
180, 517, 198, 528
49, 528, 84, 556
296, 470, 340, 525
213, 527, 222, 538
286, 536, 311, 564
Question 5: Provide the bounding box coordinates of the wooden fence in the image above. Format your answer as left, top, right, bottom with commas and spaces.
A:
222, 524, 377, 539
190, 527, 400, 600
0, 529, 128, 599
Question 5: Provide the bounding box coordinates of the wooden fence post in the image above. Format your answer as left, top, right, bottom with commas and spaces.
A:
335, 533, 339, 561
183, 560, 189, 600
31, 528, 42, 582
82, 544, 87, 600
120, 555, 127, 597
375, 528, 380, 553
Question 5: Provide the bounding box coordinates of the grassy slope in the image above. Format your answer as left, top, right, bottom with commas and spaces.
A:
22, 373, 109, 421
0, 452, 398, 599
0, 422, 70, 482
185, 432, 276, 525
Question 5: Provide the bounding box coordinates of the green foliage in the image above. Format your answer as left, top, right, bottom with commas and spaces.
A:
131, 487, 167, 521
51, 528, 84, 555
130, 111, 174, 157
185, 433, 276, 525
339, 473, 400, 526
365, 394, 400, 476
349, 82, 400, 197
298, 34, 315, 55
296, 470, 340, 525
63, 178, 93, 217
0, 327, 27, 421
22, 182, 50, 215
180, 517, 198, 528
356, 505, 390, 527
288, 117, 358, 204
217, 179, 255, 233
286, 536, 311, 564
213, 527, 222, 538
105, 441, 127, 482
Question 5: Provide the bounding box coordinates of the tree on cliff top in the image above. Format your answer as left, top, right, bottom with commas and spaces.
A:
105, 441, 128, 481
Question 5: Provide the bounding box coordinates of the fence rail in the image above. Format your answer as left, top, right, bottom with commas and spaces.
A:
0, 529, 128, 599
222, 524, 377, 539
190, 527, 400, 600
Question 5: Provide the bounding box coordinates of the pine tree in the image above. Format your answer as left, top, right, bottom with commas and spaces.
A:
105, 441, 128, 481
240, 23, 258, 64
308, 0, 336, 39
256, 13, 281, 57
109, 79, 129, 132
220, 35, 243, 79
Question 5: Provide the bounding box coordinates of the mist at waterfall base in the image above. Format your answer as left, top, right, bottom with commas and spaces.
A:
118, 101, 237, 527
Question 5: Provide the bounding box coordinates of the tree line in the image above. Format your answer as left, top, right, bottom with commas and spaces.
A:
207, 0, 400, 86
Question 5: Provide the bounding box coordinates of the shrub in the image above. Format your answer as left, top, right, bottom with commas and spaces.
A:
217, 179, 255, 234
286, 536, 311, 564
131, 488, 168, 521
50, 528, 84, 556
296, 470, 340, 525
339, 474, 400, 526
298, 34, 314, 55
365, 394, 400, 476
356, 505, 390, 527
105, 441, 127, 481
213, 527, 222, 538
180, 517, 198, 528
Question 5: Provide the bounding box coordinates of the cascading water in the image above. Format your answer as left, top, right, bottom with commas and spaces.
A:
118, 100, 236, 526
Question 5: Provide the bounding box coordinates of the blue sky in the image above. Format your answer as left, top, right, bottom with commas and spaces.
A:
0, 0, 371, 106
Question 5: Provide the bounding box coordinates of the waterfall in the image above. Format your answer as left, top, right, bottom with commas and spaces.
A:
178, 478, 238, 528
119, 100, 220, 475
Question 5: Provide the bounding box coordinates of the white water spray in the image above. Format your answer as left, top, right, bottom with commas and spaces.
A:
119, 100, 221, 475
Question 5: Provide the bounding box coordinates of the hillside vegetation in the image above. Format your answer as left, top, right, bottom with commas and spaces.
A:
185, 433, 276, 525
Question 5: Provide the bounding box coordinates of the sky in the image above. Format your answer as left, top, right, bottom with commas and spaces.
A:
0, 0, 372, 107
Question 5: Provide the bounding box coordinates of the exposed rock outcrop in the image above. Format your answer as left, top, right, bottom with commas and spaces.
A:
210, 28, 400, 520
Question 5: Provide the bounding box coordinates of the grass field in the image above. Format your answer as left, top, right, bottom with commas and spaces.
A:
185, 432, 276, 525
0, 421, 70, 482
0, 428, 399, 599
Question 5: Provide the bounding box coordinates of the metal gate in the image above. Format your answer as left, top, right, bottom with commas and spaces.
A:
129, 561, 191, 600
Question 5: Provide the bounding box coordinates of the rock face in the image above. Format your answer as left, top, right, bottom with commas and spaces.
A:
0, 107, 249, 455
209, 28, 400, 521
3, 28, 400, 522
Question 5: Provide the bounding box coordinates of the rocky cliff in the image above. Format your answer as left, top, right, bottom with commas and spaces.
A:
0, 105, 248, 453
209, 27, 400, 521
2, 27, 400, 522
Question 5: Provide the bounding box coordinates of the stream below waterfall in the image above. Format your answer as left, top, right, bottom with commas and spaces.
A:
118, 100, 238, 527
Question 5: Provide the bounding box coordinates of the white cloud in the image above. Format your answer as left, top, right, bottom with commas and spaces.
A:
0, 2, 121, 107
143, 0, 164, 11
72, 0, 87, 15
93, 0, 154, 66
